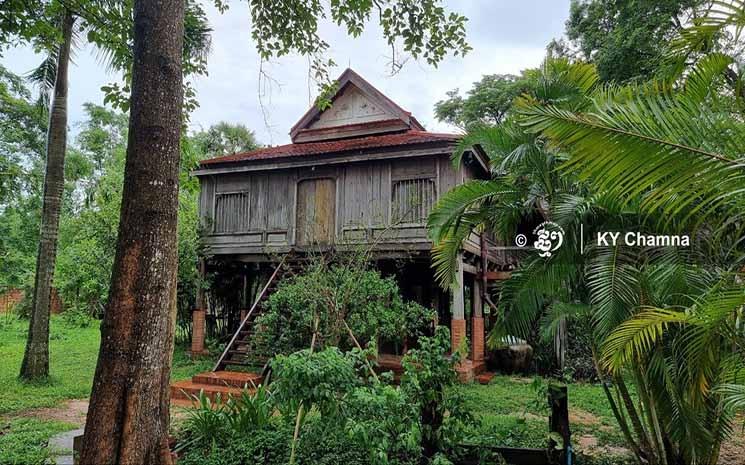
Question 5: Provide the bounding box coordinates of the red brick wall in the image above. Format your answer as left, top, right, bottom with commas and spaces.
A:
191, 309, 207, 354
0, 288, 24, 313
0, 288, 64, 314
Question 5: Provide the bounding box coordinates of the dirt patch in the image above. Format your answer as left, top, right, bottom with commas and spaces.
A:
569, 408, 600, 426
14, 399, 88, 427
576, 434, 631, 459
576, 435, 598, 449
719, 429, 745, 465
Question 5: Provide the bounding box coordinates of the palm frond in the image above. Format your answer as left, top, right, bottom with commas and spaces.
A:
601, 308, 689, 373
539, 301, 591, 344
26, 53, 57, 111
518, 67, 745, 229
587, 244, 641, 339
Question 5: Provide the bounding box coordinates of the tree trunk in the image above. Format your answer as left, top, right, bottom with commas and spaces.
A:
20, 10, 74, 381
79, 1, 184, 464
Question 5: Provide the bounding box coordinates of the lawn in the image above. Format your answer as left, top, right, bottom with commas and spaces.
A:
0, 315, 212, 465
459, 376, 632, 461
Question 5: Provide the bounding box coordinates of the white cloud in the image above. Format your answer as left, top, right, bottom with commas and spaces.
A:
1, 0, 570, 146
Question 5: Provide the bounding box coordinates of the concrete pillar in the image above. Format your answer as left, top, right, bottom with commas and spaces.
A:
472, 280, 485, 362
451, 254, 466, 354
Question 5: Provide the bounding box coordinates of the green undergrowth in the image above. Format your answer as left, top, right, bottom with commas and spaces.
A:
0, 417, 76, 465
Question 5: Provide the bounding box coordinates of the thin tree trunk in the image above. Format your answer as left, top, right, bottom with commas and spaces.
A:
79, 1, 184, 464
590, 347, 645, 461
616, 373, 656, 462
20, 10, 74, 381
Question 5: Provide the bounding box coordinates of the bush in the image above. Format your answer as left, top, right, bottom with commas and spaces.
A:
254, 260, 435, 355
271, 347, 359, 416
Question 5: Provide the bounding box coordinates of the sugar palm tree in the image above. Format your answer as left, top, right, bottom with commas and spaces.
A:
20, 0, 212, 380
20, 9, 75, 380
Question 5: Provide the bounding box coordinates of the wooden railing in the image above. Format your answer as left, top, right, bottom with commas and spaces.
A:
212, 254, 288, 371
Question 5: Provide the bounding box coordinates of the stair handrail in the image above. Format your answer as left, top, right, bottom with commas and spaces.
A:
212, 254, 288, 371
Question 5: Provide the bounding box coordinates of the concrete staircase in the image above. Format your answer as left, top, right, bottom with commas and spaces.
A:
170, 371, 263, 406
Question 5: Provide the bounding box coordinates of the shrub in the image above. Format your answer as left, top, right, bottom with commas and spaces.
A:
176, 385, 275, 453
254, 260, 435, 355
401, 326, 473, 460
271, 347, 358, 417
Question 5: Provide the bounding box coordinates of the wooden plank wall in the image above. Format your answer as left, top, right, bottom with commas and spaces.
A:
200, 154, 467, 254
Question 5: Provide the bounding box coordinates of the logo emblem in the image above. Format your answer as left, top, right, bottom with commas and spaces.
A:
532, 221, 564, 258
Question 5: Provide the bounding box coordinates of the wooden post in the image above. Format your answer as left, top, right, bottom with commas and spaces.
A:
451, 254, 466, 354
191, 259, 208, 356
471, 280, 485, 362
240, 273, 248, 322
549, 384, 571, 457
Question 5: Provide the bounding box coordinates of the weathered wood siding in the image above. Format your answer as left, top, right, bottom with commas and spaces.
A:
199, 153, 480, 255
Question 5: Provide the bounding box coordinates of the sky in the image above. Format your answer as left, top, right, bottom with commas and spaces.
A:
0, 0, 571, 146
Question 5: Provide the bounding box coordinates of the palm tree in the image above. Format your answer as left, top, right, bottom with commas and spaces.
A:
19, 0, 213, 381
429, 47, 745, 462
20, 9, 75, 380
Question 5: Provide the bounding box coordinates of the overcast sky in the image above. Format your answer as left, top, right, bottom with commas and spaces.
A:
1, 0, 570, 146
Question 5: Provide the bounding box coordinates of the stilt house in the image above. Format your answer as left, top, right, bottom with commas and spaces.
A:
190, 69, 510, 380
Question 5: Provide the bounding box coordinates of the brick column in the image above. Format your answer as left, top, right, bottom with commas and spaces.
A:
471, 316, 485, 361
191, 308, 207, 355
451, 253, 466, 355
191, 258, 208, 356
472, 280, 485, 361
451, 318, 467, 354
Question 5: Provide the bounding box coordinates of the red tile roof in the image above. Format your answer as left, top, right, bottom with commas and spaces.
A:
200, 130, 460, 166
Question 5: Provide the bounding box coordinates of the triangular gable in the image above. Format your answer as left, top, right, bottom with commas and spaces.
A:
290, 68, 425, 143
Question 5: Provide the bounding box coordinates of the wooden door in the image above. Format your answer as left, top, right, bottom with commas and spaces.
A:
296, 178, 336, 246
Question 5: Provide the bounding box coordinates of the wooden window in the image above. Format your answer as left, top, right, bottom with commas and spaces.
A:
214, 192, 250, 233
391, 178, 436, 224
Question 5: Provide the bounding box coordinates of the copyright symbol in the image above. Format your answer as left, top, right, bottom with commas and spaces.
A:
515, 234, 527, 247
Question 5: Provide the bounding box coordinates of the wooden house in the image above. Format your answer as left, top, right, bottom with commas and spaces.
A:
190, 69, 508, 381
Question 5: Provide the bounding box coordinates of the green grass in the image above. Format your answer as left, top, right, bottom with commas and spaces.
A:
0, 417, 77, 465
0, 316, 101, 414
458, 375, 630, 454
0, 315, 215, 415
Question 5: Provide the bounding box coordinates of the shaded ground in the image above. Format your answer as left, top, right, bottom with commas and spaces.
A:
14, 399, 88, 427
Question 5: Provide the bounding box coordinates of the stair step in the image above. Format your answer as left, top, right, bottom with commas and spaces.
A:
192, 371, 263, 388
476, 371, 496, 385
170, 380, 249, 402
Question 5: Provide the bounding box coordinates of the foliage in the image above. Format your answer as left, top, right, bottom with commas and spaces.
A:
177, 385, 275, 453
191, 121, 260, 157
271, 347, 359, 417
401, 326, 472, 459
178, 416, 371, 465
243, 0, 470, 96
560, 0, 706, 83
255, 259, 435, 355
430, 13, 745, 459
0, 101, 218, 334
434, 74, 532, 129
345, 383, 422, 465
0, 66, 46, 289
0, 417, 76, 465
